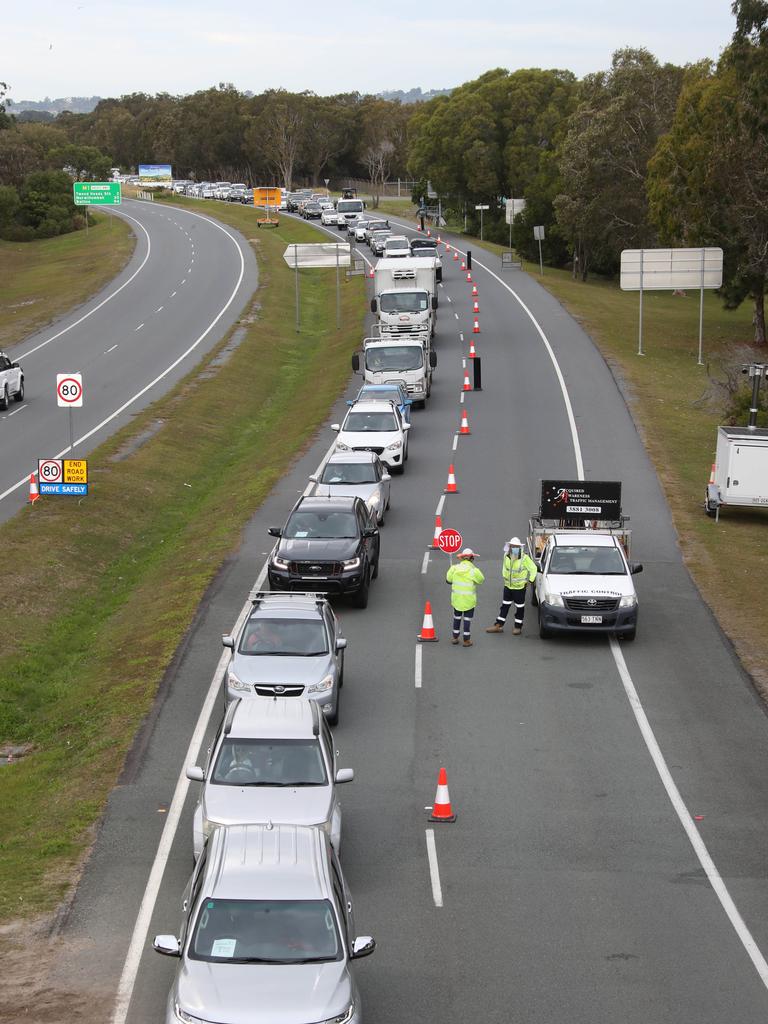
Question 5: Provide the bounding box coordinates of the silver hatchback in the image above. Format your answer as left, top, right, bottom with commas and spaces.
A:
154, 823, 375, 1024
224, 593, 346, 725
186, 698, 353, 859
309, 451, 391, 526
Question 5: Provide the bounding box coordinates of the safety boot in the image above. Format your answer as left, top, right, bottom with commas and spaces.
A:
451, 637, 460, 645
463, 638, 473, 647
512, 626, 522, 636
486, 623, 503, 633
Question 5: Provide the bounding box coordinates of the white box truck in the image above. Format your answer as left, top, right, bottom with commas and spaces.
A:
351, 336, 437, 408
705, 426, 768, 519
335, 197, 366, 229
370, 257, 438, 340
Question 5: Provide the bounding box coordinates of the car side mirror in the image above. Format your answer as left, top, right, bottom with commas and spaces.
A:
351, 353, 360, 373
381, 472, 391, 482
351, 936, 376, 959
404, 398, 413, 406
153, 935, 181, 958
308, 473, 318, 482
186, 765, 205, 783
630, 562, 643, 575
429, 351, 437, 368
11, 361, 20, 369
403, 423, 411, 431
331, 423, 340, 432
222, 634, 235, 649
335, 768, 354, 784
268, 527, 282, 537
363, 527, 377, 538
431, 296, 438, 310
336, 638, 348, 650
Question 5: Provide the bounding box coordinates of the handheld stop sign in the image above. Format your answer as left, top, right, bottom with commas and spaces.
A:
437, 528, 463, 555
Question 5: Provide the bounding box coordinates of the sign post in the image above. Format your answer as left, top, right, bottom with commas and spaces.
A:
56, 373, 83, 454
505, 198, 526, 250
283, 244, 352, 334
475, 204, 489, 241
533, 225, 545, 276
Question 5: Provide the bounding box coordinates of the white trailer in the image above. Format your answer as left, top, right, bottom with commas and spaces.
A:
706, 426, 768, 519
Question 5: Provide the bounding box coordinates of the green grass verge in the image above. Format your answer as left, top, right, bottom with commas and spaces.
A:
0, 214, 135, 349
0, 197, 365, 921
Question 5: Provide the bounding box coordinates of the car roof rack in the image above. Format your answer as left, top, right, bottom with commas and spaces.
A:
248, 590, 328, 606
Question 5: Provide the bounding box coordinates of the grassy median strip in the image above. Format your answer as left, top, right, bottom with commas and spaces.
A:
0, 214, 135, 349
0, 199, 365, 921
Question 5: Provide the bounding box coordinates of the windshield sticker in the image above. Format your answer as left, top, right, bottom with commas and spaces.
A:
294, 531, 309, 538
211, 938, 237, 958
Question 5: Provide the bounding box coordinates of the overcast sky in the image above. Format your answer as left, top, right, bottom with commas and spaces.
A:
5, 0, 737, 102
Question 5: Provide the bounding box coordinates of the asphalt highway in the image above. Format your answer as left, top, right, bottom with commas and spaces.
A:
0, 198, 257, 523
47, 210, 768, 1023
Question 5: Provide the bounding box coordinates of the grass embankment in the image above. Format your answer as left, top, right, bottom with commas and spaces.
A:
0, 215, 135, 349
0, 198, 365, 921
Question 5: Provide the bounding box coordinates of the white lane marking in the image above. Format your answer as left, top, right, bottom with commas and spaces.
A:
460, 392, 465, 404
171, 291, 177, 298
452, 435, 458, 451
435, 494, 445, 517
610, 637, 768, 987
421, 551, 430, 575
7, 404, 27, 417
191, 258, 195, 264
1, 206, 248, 505
181, 278, 187, 285
111, 438, 337, 1024
459, 333, 464, 342
446, 296, 452, 303
16, 212, 151, 361
415, 645, 422, 688
135, 323, 144, 332
187, 267, 193, 274
462, 358, 466, 368
106, 345, 118, 354
454, 312, 459, 320
156, 306, 164, 313
425, 830, 444, 907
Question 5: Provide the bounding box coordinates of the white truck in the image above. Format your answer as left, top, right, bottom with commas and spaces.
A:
351, 336, 437, 408
370, 257, 438, 341
0, 351, 24, 409
335, 197, 366, 229
527, 480, 643, 640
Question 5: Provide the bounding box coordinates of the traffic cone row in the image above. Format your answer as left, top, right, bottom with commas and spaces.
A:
417, 600, 439, 642
460, 260, 466, 270
468, 338, 477, 358
472, 284, 478, 297
473, 300, 480, 314
28, 473, 39, 504
431, 514, 443, 549
463, 369, 471, 391
444, 464, 459, 493
466, 271, 472, 283
473, 318, 480, 334
453, 250, 459, 262
458, 409, 471, 435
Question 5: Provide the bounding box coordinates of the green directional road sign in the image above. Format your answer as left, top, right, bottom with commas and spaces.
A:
73, 181, 122, 206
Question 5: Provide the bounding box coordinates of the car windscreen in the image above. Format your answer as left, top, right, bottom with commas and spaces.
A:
367, 221, 388, 231
380, 292, 428, 313
549, 545, 627, 575
344, 411, 398, 432
337, 200, 363, 213
189, 899, 341, 963
360, 387, 401, 405
365, 347, 423, 371
385, 239, 409, 250
321, 462, 378, 484
212, 739, 328, 786
238, 617, 327, 656
284, 511, 358, 539
411, 240, 437, 251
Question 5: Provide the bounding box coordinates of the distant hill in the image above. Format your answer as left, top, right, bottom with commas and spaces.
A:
378, 87, 452, 104
8, 96, 101, 115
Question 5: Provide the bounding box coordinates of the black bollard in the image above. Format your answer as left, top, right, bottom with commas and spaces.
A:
473, 356, 482, 391
466, 249, 472, 270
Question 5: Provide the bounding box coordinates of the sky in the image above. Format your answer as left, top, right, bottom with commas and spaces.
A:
4, 0, 737, 103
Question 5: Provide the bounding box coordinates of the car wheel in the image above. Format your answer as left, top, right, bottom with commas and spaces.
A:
0, 386, 8, 411
14, 378, 24, 402
353, 567, 370, 608
327, 690, 340, 727
538, 609, 552, 639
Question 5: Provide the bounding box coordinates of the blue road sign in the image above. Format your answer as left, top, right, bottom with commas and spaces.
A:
40, 483, 88, 496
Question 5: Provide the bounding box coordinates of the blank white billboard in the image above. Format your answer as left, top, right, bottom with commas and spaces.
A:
620, 247, 723, 291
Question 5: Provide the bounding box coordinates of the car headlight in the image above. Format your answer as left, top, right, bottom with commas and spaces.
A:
386, 440, 402, 450
227, 667, 250, 691
619, 594, 637, 608
175, 1005, 212, 1024
272, 554, 290, 570
336, 441, 351, 451
546, 593, 564, 608
342, 557, 360, 570
307, 674, 334, 694
367, 493, 381, 508
323, 1003, 355, 1024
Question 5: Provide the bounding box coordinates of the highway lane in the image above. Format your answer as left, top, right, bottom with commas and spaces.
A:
44, 212, 768, 1023
0, 198, 257, 523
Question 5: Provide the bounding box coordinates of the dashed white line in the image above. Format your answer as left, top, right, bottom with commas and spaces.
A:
460, 392, 465, 404
156, 306, 164, 313
135, 323, 144, 332
105, 344, 118, 354
421, 551, 430, 574
7, 404, 26, 417
446, 296, 452, 303
435, 494, 445, 517
181, 279, 187, 285
452, 435, 458, 451
171, 291, 177, 297
414, 646, 423, 689
454, 312, 459, 320
459, 333, 464, 342
425, 830, 444, 907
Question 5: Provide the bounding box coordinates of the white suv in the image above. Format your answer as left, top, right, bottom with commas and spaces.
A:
331, 399, 410, 474
0, 351, 24, 409
383, 235, 411, 258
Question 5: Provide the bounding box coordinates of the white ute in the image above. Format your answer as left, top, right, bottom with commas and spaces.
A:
0, 351, 24, 409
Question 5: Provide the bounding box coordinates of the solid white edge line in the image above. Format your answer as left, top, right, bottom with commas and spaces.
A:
17, 210, 152, 360
414, 645, 422, 689
421, 551, 430, 575
1, 204, 249, 505
609, 637, 768, 986
425, 829, 443, 907
111, 440, 337, 1024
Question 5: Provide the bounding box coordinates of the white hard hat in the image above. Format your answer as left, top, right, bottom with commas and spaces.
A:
459, 548, 476, 559
508, 537, 522, 547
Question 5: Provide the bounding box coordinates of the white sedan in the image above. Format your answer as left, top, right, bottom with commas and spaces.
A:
321, 207, 339, 225
331, 399, 410, 475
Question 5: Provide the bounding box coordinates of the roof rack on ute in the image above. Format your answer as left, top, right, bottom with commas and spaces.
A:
248, 590, 328, 605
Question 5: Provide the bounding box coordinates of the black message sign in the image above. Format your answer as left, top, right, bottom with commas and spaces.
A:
540, 480, 622, 520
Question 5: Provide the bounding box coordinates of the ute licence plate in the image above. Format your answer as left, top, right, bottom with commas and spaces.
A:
581, 615, 602, 624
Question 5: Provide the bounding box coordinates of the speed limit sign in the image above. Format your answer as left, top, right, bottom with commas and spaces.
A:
57, 373, 83, 407
38, 459, 63, 483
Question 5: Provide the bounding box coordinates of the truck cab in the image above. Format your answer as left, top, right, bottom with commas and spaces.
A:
371, 257, 438, 340
352, 338, 436, 408
336, 198, 365, 229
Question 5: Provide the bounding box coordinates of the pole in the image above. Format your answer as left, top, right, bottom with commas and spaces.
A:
335, 244, 341, 331
509, 220, 512, 250
294, 244, 300, 334
698, 247, 705, 366
637, 249, 644, 356
480, 208, 484, 242
537, 237, 544, 276
69, 407, 74, 453
85, 205, 89, 236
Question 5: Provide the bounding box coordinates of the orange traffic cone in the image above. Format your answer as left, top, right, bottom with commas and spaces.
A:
453, 250, 459, 261
458, 409, 471, 435
429, 767, 456, 823
417, 222, 422, 232
368, 266, 374, 278
468, 338, 477, 358
445, 241, 451, 251
473, 318, 480, 334
417, 600, 439, 642
28, 473, 40, 504
461, 260, 466, 270
473, 300, 480, 314
709, 463, 716, 484
437, 235, 442, 244
427, 227, 431, 237
444, 464, 459, 493
463, 369, 472, 391
466, 271, 472, 283
472, 284, 478, 297
431, 514, 443, 549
